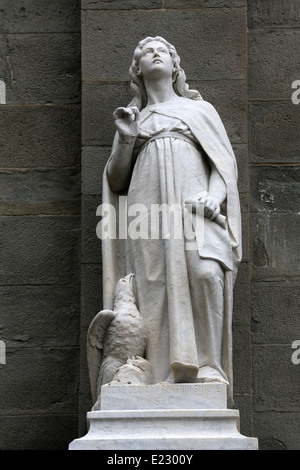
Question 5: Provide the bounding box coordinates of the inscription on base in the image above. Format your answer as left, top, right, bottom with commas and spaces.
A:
101, 383, 227, 411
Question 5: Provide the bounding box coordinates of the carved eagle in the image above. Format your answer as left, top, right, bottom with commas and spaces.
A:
87, 273, 148, 405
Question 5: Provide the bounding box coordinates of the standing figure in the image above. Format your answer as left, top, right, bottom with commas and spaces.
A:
101, 36, 242, 405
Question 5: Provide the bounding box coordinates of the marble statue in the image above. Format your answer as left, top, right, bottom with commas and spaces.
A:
88, 36, 242, 408
88, 273, 151, 407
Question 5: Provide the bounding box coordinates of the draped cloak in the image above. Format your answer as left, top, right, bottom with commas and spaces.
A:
100, 98, 242, 406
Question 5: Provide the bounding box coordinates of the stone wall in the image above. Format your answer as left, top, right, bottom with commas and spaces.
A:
80, 0, 252, 438
248, 0, 300, 450
0, 1, 81, 449
80, 0, 300, 449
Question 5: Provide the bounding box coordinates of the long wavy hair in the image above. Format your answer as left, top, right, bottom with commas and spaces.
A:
128, 36, 203, 110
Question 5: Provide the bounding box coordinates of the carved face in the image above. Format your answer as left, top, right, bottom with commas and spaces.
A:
138, 40, 174, 81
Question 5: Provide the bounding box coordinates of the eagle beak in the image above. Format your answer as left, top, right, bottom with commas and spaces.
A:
125, 273, 135, 284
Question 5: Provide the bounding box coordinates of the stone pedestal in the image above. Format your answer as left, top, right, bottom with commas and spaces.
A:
100, 382, 227, 410
69, 383, 258, 450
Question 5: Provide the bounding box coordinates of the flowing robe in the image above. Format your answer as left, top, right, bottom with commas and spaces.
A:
101, 98, 242, 405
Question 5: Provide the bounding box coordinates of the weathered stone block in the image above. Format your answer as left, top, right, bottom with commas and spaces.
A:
191, 80, 247, 144
232, 325, 252, 394
252, 345, 300, 412
0, 168, 80, 215
0, 105, 80, 167
0, 33, 80, 103
165, 0, 246, 7
82, 9, 246, 82
82, 0, 162, 8
241, 211, 248, 262
82, 146, 110, 195
251, 282, 300, 344
0, 348, 79, 413
78, 325, 94, 437
0, 0, 80, 33
232, 394, 253, 438
204, 0, 246, 4
250, 165, 300, 214
233, 144, 248, 193
253, 412, 300, 450
79, 385, 93, 437
239, 192, 249, 215
81, 264, 103, 329
82, 83, 131, 146
81, 195, 102, 264
248, 30, 300, 101
0, 285, 80, 348
248, 0, 300, 29
233, 262, 250, 327
0, 414, 78, 450
249, 102, 300, 164
251, 214, 300, 280
0, 216, 80, 285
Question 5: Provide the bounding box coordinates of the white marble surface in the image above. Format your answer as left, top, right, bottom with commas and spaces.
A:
100, 382, 227, 410
69, 408, 258, 450
100, 37, 243, 407
73, 37, 258, 451
69, 383, 258, 451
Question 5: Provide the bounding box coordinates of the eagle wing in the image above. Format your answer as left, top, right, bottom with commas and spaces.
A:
87, 309, 115, 404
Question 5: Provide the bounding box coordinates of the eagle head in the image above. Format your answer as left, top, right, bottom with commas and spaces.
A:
113, 273, 136, 307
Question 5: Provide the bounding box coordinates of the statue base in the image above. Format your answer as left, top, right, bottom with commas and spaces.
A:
69, 383, 258, 450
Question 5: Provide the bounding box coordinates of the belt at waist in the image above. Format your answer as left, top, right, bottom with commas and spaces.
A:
136, 131, 200, 155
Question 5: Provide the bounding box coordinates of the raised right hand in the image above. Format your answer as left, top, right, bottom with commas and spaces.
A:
113, 106, 140, 141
